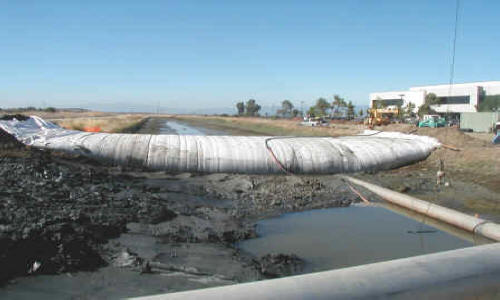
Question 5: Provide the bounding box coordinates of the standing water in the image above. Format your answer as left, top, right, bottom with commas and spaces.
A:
159, 120, 226, 135
238, 204, 474, 274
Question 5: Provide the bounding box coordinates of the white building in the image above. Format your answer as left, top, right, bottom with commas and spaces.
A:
370, 81, 500, 114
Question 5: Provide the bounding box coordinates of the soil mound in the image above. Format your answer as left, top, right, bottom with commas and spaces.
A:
415, 127, 480, 147
0, 114, 30, 121
0, 128, 24, 149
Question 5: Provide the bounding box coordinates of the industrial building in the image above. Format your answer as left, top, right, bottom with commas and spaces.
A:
370, 81, 500, 114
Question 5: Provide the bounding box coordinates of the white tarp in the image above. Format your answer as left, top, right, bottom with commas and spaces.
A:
0, 116, 440, 174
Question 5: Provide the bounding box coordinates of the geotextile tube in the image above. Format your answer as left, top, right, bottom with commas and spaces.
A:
0, 116, 441, 174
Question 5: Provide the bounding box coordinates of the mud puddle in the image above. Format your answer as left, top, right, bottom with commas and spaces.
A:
238, 204, 474, 274
159, 120, 227, 135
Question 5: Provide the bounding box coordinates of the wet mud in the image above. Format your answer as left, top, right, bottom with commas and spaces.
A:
0, 143, 358, 294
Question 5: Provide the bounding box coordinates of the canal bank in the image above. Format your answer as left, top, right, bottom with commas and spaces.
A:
1, 116, 497, 299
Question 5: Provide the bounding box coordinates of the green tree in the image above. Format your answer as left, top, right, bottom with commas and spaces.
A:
44, 107, 57, 113
358, 108, 364, 117
245, 99, 261, 117
236, 102, 245, 116
396, 104, 404, 120
479, 95, 500, 112
312, 98, 331, 116
418, 93, 439, 118
332, 95, 346, 117
346, 101, 355, 120
277, 100, 294, 118
291, 109, 301, 118
405, 102, 416, 117
307, 106, 316, 117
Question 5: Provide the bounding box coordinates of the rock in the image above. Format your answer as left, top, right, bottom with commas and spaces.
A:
254, 253, 304, 278
396, 185, 411, 193
144, 207, 177, 225
140, 261, 153, 274
113, 249, 142, 268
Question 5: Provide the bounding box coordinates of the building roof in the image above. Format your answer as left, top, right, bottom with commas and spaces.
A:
410, 81, 500, 91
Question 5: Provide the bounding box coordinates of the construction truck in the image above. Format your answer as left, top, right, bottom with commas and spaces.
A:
365, 106, 400, 127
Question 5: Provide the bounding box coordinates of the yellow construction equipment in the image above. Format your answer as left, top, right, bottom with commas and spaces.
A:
365, 106, 400, 127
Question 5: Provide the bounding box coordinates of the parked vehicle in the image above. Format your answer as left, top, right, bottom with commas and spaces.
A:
493, 122, 500, 145
418, 115, 446, 128
300, 116, 328, 127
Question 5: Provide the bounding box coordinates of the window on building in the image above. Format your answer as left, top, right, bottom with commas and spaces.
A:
437, 95, 470, 104
373, 99, 403, 107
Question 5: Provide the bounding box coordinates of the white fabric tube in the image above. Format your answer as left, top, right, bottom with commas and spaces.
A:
0, 116, 440, 174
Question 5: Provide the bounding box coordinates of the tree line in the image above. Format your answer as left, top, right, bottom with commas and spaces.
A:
0, 106, 58, 112
235, 94, 362, 119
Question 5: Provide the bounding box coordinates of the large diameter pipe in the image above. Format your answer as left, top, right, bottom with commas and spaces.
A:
132, 243, 500, 300
343, 176, 500, 241
379, 202, 492, 245
0, 116, 441, 175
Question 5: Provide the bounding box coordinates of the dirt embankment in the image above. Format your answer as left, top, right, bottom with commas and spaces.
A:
356, 125, 500, 219
54, 114, 148, 133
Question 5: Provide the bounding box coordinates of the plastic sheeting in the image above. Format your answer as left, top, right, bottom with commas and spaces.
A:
0, 116, 440, 174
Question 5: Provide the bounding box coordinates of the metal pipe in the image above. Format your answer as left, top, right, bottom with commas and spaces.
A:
342, 176, 500, 241
132, 243, 500, 300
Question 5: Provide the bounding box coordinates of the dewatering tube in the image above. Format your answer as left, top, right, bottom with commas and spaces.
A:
0, 116, 441, 175
343, 176, 500, 242
131, 243, 500, 300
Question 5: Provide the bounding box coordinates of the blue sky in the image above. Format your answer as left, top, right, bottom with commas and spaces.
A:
1, 0, 499, 113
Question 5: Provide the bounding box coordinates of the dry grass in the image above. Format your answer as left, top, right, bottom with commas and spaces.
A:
3, 110, 116, 120
55, 114, 147, 133
171, 115, 364, 137
377, 124, 500, 194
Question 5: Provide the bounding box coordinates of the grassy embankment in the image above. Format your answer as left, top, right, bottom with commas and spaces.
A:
2, 109, 115, 120
171, 115, 363, 137
55, 114, 148, 133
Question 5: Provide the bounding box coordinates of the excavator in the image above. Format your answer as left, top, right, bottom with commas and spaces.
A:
365, 106, 400, 128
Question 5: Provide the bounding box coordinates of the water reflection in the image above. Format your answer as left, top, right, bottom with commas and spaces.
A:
238, 204, 474, 273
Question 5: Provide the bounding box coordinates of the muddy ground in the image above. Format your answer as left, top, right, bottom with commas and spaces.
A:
0, 143, 359, 293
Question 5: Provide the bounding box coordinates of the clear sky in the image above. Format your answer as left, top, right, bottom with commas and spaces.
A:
1, 0, 499, 113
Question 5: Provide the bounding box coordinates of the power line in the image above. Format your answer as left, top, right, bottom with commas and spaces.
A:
449, 0, 460, 88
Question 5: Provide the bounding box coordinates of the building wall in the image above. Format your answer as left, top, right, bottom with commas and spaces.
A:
371, 81, 500, 114
422, 85, 479, 113
483, 85, 500, 95
460, 112, 500, 132
369, 91, 425, 113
